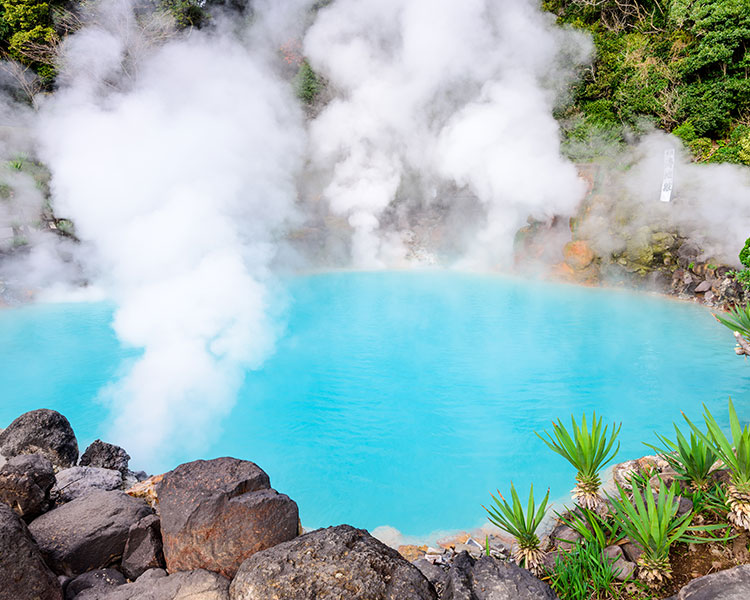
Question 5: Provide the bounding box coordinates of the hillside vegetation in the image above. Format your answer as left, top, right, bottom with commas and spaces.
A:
544, 0, 750, 164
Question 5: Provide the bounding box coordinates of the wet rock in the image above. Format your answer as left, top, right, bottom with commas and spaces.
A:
0, 409, 78, 468
122, 514, 165, 580
0, 503, 63, 600
28, 490, 152, 576
65, 569, 126, 600
79, 441, 130, 475
229, 524, 437, 600
0, 453, 55, 519
563, 241, 595, 270
157, 457, 298, 578
665, 564, 750, 599
73, 569, 229, 600
442, 551, 557, 600
53, 467, 123, 503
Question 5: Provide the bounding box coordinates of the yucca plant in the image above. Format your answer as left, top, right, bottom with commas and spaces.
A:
715, 304, 750, 340
537, 413, 621, 513
608, 479, 728, 585
556, 506, 624, 549
645, 425, 717, 491
683, 399, 750, 531
483, 482, 549, 575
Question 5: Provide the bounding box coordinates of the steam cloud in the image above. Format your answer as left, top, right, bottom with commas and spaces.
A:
35, 0, 308, 464
304, 0, 591, 266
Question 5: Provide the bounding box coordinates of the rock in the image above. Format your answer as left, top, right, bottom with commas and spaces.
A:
611, 557, 635, 581
0, 503, 63, 600
563, 241, 595, 270
122, 514, 165, 580
413, 558, 448, 594
28, 490, 152, 576
79, 441, 130, 475
53, 467, 123, 503
666, 564, 750, 600
229, 524, 437, 600
65, 569, 126, 600
695, 280, 712, 293
621, 542, 643, 563
0, 409, 78, 468
126, 474, 163, 509
602, 545, 623, 563
549, 524, 581, 552
73, 569, 229, 600
0, 453, 55, 519
442, 551, 557, 600
612, 460, 640, 490
399, 544, 427, 562
157, 457, 298, 578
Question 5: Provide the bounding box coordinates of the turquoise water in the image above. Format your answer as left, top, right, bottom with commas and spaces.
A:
1, 271, 749, 538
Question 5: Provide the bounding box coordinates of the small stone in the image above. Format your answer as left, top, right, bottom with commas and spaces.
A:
603, 545, 623, 563
621, 542, 643, 563
695, 280, 712, 293
612, 557, 636, 581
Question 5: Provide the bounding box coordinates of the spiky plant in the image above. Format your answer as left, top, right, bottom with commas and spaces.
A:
483, 483, 549, 575
684, 399, 750, 531
645, 424, 717, 491
608, 479, 728, 586
715, 304, 750, 339
537, 413, 620, 513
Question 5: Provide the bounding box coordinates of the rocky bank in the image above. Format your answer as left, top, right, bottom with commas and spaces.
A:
2, 408, 750, 600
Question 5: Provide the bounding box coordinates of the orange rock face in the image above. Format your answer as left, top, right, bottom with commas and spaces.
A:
563, 240, 595, 270
126, 473, 164, 509
398, 544, 427, 562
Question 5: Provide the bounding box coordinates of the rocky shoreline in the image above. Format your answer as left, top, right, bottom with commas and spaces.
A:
2, 408, 750, 599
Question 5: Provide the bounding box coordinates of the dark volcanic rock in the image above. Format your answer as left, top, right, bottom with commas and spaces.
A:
122, 514, 165, 580
0, 409, 78, 468
229, 524, 437, 600
156, 457, 298, 578
28, 490, 151, 576
666, 564, 750, 600
65, 569, 126, 600
53, 467, 123, 503
79, 441, 130, 475
0, 454, 55, 519
0, 503, 63, 600
443, 551, 557, 600
74, 569, 229, 600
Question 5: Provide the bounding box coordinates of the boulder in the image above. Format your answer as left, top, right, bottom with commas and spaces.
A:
65, 569, 126, 600
28, 490, 152, 576
73, 569, 229, 600
122, 514, 165, 580
79, 441, 130, 475
53, 467, 123, 503
413, 558, 448, 595
156, 457, 298, 578
0, 409, 78, 468
666, 564, 750, 600
0, 453, 55, 519
442, 551, 557, 600
229, 524, 437, 600
0, 503, 63, 600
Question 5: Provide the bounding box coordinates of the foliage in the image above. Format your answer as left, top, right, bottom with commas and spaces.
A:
548, 539, 623, 600
607, 478, 728, 584
0, 0, 60, 84
537, 413, 621, 510
716, 303, 750, 336
295, 60, 320, 105
557, 506, 624, 548
483, 482, 549, 573
544, 0, 750, 161
645, 424, 717, 490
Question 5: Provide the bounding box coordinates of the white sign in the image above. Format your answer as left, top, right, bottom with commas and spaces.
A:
660, 148, 675, 203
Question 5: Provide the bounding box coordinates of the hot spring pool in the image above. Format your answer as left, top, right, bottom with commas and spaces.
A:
1, 271, 749, 539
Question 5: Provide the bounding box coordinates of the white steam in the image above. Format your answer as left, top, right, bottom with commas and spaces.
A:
305, 0, 591, 266
36, 0, 306, 463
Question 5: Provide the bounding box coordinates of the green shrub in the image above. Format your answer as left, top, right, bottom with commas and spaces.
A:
646, 425, 718, 491
548, 540, 623, 600
295, 60, 320, 105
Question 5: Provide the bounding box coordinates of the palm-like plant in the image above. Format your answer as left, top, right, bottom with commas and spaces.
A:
537, 413, 621, 512
483, 482, 549, 575
608, 479, 727, 585
645, 425, 717, 491
715, 304, 750, 340
683, 399, 750, 531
